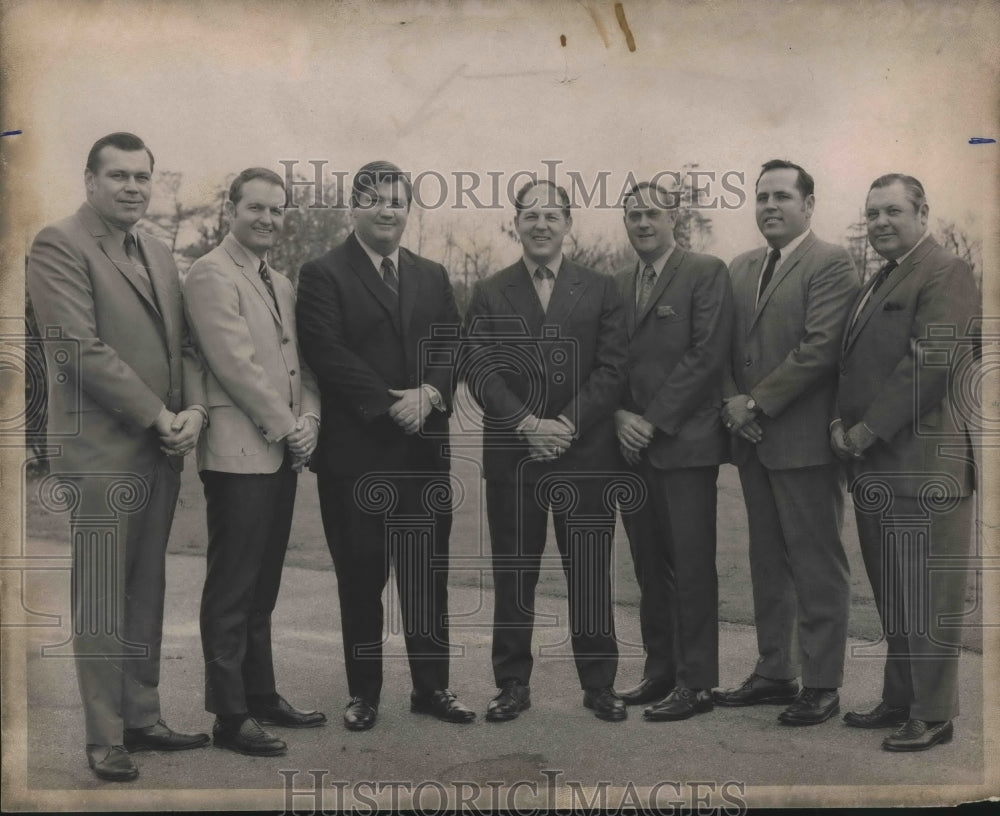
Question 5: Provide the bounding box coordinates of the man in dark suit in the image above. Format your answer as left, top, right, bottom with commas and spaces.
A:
464, 180, 628, 722
715, 160, 859, 725
833, 174, 979, 751
613, 181, 733, 720
183, 168, 326, 757
26, 132, 209, 781
296, 161, 474, 731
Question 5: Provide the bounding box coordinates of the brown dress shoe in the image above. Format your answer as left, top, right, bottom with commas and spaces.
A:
843, 701, 909, 729
882, 719, 953, 752
778, 688, 840, 725
486, 680, 531, 722
123, 719, 210, 752
644, 688, 713, 721
86, 744, 138, 782
713, 673, 799, 706
583, 687, 627, 722
618, 677, 673, 706
411, 689, 476, 723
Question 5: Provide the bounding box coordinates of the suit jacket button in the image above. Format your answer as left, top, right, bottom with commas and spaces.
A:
289, 369, 297, 376
744, 359, 752, 367
282, 336, 290, 344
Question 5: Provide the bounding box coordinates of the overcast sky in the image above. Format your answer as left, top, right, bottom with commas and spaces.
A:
4, 0, 997, 268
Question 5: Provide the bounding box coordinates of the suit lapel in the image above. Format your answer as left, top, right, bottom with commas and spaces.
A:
138, 233, 177, 340
346, 233, 401, 335
502, 262, 546, 333
398, 249, 420, 364
845, 239, 934, 351
636, 248, 684, 326
86, 208, 162, 319
749, 233, 815, 331
622, 266, 638, 338
741, 249, 767, 331
224, 234, 281, 325
543, 260, 586, 327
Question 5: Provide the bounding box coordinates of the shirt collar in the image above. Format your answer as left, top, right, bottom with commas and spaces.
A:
230, 234, 268, 265
766, 228, 811, 266
356, 232, 400, 275
523, 253, 563, 278
893, 231, 930, 266
636, 245, 676, 278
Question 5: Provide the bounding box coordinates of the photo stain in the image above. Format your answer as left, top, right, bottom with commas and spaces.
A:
615, 3, 636, 52
968, 137, 996, 145
560, 34, 567, 47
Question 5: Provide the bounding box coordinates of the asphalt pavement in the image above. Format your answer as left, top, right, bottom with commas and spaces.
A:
8, 544, 991, 811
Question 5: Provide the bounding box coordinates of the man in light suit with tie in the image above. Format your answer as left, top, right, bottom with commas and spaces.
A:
297, 161, 474, 732
464, 180, 628, 723
715, 160, 859, 725
183, 167, 325, 757
27, 132, 209, 781
833, 174, 979, 751
613, 181, 733, 721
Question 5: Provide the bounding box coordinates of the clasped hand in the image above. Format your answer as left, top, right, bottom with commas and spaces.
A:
830, 419, 876, 461
521, 416, 573, 462
388, 388, 432, 435
721, 395, 763, 444
154, 407, 203, 456
615, 409, 654, 466
285, 415, 319, 468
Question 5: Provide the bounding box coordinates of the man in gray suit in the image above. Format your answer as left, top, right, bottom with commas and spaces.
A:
183, 168, 325, 758
27, 132, 209, 781
714, 160, 859, 725
833, 174, 979, 751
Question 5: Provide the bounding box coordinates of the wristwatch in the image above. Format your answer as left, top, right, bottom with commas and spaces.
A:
746, 396, 758, 413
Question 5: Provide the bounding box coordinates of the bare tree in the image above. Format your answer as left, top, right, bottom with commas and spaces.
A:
935, 217, 983, 290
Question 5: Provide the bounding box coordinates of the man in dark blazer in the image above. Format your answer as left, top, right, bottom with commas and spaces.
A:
715, 160, 859, 725
26, 132, 209, 781
833, 174, 979, 751
464, 180, 628, 723
296, 161, 474, 731
613, 182, 733, 721
183, 168, 325, 757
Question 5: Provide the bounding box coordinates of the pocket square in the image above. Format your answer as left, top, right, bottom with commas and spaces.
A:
883, 302, 904, 311
655, 305, 678, 317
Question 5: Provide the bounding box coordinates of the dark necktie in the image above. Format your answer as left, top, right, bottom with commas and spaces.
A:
534, 265, 554, 312
637, 263, 656, 313
381, 256, 399, 294
123, 232, 156, 304
871, 259, 898, 293
258, 259, 278, 308
757, 248, 781, 304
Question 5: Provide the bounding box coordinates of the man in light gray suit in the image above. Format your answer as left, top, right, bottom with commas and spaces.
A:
183, 168, 325, 758
714, 160, 859, 725
27, 132, 209, 782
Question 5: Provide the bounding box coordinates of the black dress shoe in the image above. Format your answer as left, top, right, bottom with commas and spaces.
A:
713, 673, 799, 706
248, 694, 327, 729
344, 697, 378, 731
618, 677, 673, 706
411, 689, 476, 723
778, 688, 840, 725
643, 688, 713, 722
86, 744, 138, 782
882, 719, 953, 752
123, 719, 210, 752
583, 687, 627, 722
843, 701, 909, 729
212, 716, 287, 756
486, 679, 531, 722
